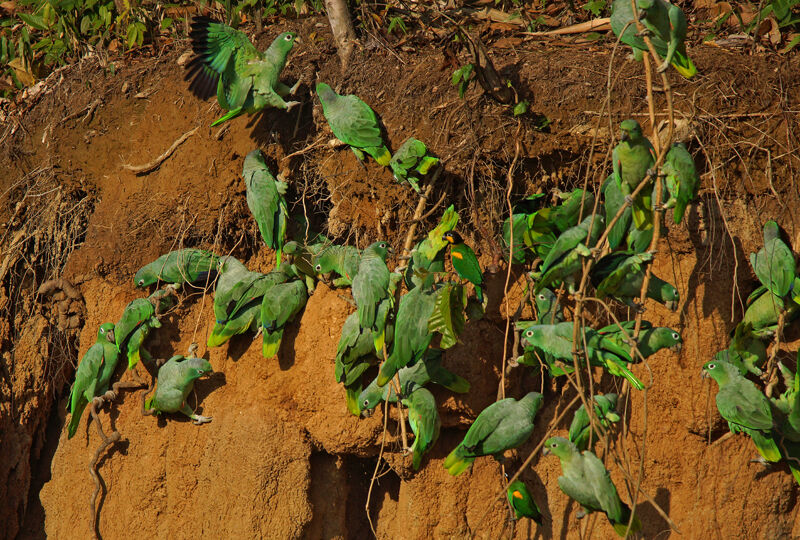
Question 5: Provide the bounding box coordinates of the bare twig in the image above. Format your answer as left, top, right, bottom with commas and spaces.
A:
122, 126, 199, 175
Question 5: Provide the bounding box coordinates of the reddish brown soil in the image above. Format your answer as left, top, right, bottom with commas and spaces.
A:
2, 13, 800, 540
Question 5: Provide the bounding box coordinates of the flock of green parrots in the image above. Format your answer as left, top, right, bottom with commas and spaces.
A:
63, 0, 800, 535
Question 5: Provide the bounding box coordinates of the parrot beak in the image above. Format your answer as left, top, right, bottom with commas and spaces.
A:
666, 300, 678, 312
700, 368, 708, 379
620, 131, 629, 142
106, 329, 115, 343
542, 447, 551, 456
671, 343, 683, 353
295, 36, 302, 45
361, 409, 373, 418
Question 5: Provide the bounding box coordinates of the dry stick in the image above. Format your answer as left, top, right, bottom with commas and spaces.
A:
402, 168, 441, 255
88, 380, 147, 539
385, 344, 410, 453
365, 397, 391, 537
122, 126, 199, 175
762, 309, 787, 398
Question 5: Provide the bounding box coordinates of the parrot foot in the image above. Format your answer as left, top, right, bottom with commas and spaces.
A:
656, 61, 669, 73
191, 414, 213, 425
187, 342, 199, 358
576, 509, 587, 519
624, 195, 634, 207
285, 100, 301, 112
289, 79, 301, 95
254, 327, 264, 340
646, 168, 657, 179
508, 356, 520, 368
749, 455, 770, 467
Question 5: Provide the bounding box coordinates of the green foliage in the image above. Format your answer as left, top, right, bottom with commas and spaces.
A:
451, 62, 474, 99
387, 15, 407, 35
582, 0, 606, 17
428, 283, 466, 349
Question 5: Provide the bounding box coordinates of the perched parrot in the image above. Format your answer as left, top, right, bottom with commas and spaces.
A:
359, 349, 470, 413
534, 215, 604, 293
702, 359, 781, 462
404, 205, 459, 289
283, 240, 322, 294
316, 82, 391, 165
569, 394, 621, 452
740, 285, 800, 338
590, 251, 680, 311
506, 479, 543, 523
610, 0, 696, 78
713, 322, 767, 376
543, 437, 642, 537
185, 17, 300, 126
352, 241, 392, 331
260, 279, 308, 358
402, 387, 441, 470
600, 324, 682, 359
662, 143, 699, 224
549, 189, 597, 233
520, 322, 643, 390
213, 263, 291, 329
612, 119, 656, 230
134, 248, 219, 288
66, 323, 119, 439
145, 355, 213, 424
389, 137, 439, 193
243, 149, 289, 264
442, 231, 484, 303
312, 244, 361, 287
602, 175, 633, 250
444, 392, 544, 476
115, 290, 175, 369
750, 221, 796, 299
377, 284, 438, 387
534, 287, 563, 325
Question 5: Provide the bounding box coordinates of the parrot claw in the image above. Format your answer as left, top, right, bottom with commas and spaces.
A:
254, 327, 263, 340
187, 342, 199, 358
285, 100, 301, 112
624, 195, 634, 207
508, 356, 520, 368
191, 414, 212, 425
289, 79, 301, 95
576, 509, 587, 519
646, 168, 657, 179
656, 61, 669, 73
749, 455, 769, 467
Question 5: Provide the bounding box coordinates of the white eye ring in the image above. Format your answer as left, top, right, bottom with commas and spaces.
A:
284, 34, 293, 41
672, 332, 679, 339
708, 363, 715, 370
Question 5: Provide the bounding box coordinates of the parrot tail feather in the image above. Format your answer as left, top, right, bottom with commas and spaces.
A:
345, 385, 362, 416
748, 429, 782, 462
127, 349, 140, 370
611, 513, 642, 537
443, 447, 474, 476
371, 146, 392, 167
670, 52, 696, 79
206, 324, 230, 348
262, 328, 284, 358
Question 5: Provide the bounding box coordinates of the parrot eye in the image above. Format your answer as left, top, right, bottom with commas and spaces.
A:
285, 34, 293, 41
100, 328, 105, 334
708, 363, 715, 370
379, 243, 387, 248
537, 294, 545, 300
315, 264, 322, 272
672, 332, 679, 339
363, 400, 369, 407
137, 279, 145, 286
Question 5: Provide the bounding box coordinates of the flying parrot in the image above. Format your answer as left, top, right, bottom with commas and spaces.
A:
442, 231, 484, 304
506, 478, 544, 524
243, 149, 289, 265
316, 82, 391, 165
610, 0, 696, 78
590, 251, 680, 311
662, 142, 699, 224
612, 119, 656, 231
145, 355, 213, 424
569, 394, 621, 452
402, 387, 441, 470
260, 279, 308, 358
389, 137, 439, 193
750, 221, 796, 299
543, 437, 642, 537
185, 17, 300, 126
444, 392, 543, 476
134, 248, 219, 288
702, 359, 781, 463
66, 323, 119, 439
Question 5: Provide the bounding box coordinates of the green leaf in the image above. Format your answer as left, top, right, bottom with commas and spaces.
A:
513, 100, 529, 116
581, 0, 606, 17
428, 283, 466, 349
19, 13, 48, 31
161, 17, 173, 30
80, 15, 92, 35
31, 37, 52, 50
780, 34, 800, 53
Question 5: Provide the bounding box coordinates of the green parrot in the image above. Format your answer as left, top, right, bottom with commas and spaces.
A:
549, 189, 597, 233
520, 322, 643, 390
243, 149, 289, 265
502, 213, 532, 264
283, 240, 322, 294
316, 82, 391, 166
442, 231, 484, 303
602, 174, 633, 250
612, 119, 656, 231
751, 221, 796, 299
590, 251, 680, 311
145, 355, 213, 424
626, 225, 654, 254
404, 205, 459, 289
352, 241, 392, 330
534, 215, 604, 293
186, 17, 300, 126
66, 323, 119, 439
702, 359, 781, 462
506, 479, 543, 523
740, 285, 800, 338
212, 255, 261, 321
359, 349, 470, 413
713, 322, 767, 376
402, 387, 441, 470
115, 290, 175, 369
569, 394, 621, 452
389, 137, 439, 193
377, 284, 438, 387
444, 392, 543, 476
662, 143, 699, 224
312, 244, 361, 287
600, 324, 682, 359
543, 437, 642, 537
260, 279, 308, 358
134, 248, 219, 288
610, 0, 696, 78
535, 287, 563, 325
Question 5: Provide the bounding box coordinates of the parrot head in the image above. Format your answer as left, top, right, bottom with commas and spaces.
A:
357, 385, 384, 415
186, 357, 213, 379
272, 31, 298, 54
97, 322, 115, 344
619, 119, 643, 143
542, 437, 576, 460
659, 282, 680, 312
283, 241, 301, 261
367, 241, 393, 260
701, 359, 736, 384
663, 329, 683, 352
521, 327, 537, 349
134, 267, 158, 288
442, 231, 464, 245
